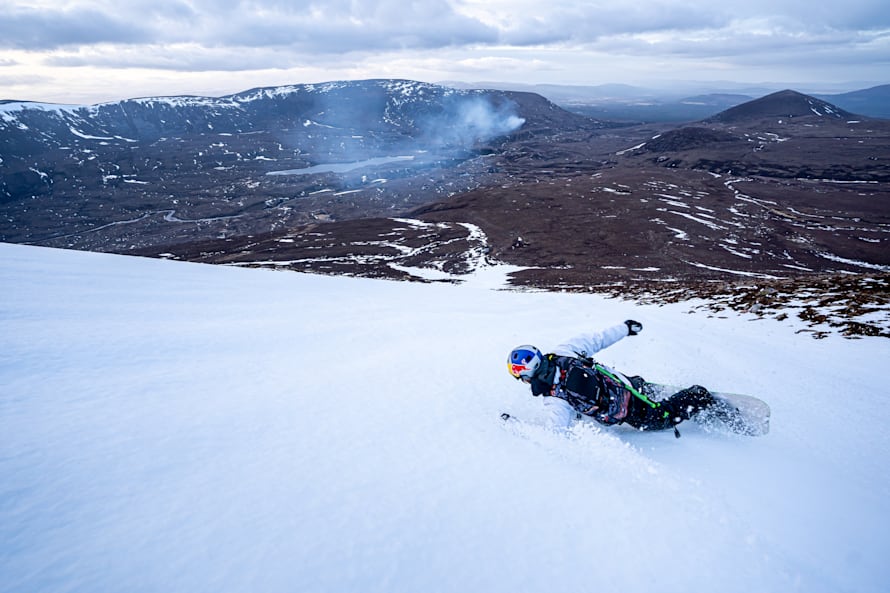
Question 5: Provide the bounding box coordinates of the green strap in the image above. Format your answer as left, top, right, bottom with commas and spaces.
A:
594, 363, 671, 419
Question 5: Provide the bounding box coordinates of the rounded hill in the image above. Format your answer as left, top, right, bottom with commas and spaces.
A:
706, 90, 856, 123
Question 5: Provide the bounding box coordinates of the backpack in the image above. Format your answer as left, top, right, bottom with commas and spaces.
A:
549, 355, 608, 415
541, 353, 678, 433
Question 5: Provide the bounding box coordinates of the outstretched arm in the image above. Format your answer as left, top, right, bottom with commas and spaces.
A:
552, 321, 640, 358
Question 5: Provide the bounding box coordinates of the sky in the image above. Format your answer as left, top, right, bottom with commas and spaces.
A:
0, 0, 888, 104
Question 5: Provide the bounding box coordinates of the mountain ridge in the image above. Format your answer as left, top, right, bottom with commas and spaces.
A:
1, 79, 574, 147
705, 89, 857, 123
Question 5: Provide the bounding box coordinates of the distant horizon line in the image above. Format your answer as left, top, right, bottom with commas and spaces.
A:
3, 77, 887, 107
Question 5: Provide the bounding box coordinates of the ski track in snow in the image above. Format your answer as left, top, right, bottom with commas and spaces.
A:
1, 242, 888, 593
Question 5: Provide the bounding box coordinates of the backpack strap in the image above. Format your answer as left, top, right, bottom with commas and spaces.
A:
568, 351, 673, 418
592, 363, 680, 437
548, 353, 569, 386
543, 354, 606, 411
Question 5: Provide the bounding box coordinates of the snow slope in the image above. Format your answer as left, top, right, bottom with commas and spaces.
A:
1, 242, 888, 593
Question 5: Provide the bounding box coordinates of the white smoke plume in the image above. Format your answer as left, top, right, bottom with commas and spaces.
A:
418, 96, 526, 148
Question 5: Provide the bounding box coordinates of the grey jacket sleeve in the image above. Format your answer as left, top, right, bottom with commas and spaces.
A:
543, 396, 577, 431
551, 323, 630, 358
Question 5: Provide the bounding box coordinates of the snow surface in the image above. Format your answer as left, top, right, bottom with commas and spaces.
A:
1, 242, 889, 593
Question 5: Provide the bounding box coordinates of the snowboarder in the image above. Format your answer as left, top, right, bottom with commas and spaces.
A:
507, 320, 725, 434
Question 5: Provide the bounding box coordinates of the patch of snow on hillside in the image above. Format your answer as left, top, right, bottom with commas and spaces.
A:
817, 251, 890, 272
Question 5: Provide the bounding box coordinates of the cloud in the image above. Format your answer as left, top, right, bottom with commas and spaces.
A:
591, 19, 890, 62
1, 0, 887, 104
0, 72, 52, 87
44, 45, 301, 72
0, 0, 498, 52
726, 0, 890, 31
0, 5, 154, 49
3, 0, 887, 64
454, 0, 890, 40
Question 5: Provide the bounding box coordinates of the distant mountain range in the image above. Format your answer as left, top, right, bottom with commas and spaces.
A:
1, 80, 888, 293
814, 85, 890, 119
444, 81, 890, 122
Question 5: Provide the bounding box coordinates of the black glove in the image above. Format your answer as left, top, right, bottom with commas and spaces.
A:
625, 320, 642, 336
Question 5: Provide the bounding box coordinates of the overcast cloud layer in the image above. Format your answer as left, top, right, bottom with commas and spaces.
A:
0, 0, 888, 103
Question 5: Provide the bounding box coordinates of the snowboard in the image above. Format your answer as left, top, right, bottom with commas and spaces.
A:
643, 384, 770, 436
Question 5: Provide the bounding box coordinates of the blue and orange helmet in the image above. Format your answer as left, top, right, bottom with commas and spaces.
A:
508, 345, 543, 380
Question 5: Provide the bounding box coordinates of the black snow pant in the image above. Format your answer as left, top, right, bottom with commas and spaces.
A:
624, 379, 717, 431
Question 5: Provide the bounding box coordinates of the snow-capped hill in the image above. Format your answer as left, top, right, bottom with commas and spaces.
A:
229, 79, 458, 104
1, 78, 599, 252
0, 94, 251, 152
0, 79, 549, 236
706, 89, 856, 123
0, 79, 544, 152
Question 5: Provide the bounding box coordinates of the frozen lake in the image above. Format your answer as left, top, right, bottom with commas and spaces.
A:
266, 155, 415, 176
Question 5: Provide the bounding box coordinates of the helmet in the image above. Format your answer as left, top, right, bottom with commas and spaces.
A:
508, 345, 543, 380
